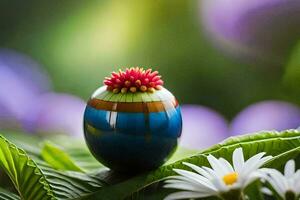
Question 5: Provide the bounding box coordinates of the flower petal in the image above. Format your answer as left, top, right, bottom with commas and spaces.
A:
242, 171, 263, 187
261, 187, 273, 196
264, 169, 288, 198
164, 191, 213, 200
203, 166, 220, 180
284, 160, 295, 178
183, 162, 213, 180
164, 182, 208, 193
207, 155, 227, 177
219, 158, 234, 173
232, 148, 244, 173
165, 177, 216, 194
211, 177, 228, 192
241, 152, 271, 176
294, 175, 300, 196
173, 169, 216, 191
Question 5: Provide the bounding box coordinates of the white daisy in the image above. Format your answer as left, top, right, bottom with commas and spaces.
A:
164, 147, 272, 200
261, 159, 300, 200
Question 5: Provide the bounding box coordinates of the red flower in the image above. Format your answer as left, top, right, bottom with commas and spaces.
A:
103, 67, 164, 93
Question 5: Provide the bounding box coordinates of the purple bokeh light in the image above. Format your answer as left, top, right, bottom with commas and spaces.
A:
0, 49, 51, 129
201, 0, 300, 63
0, 49, 85, 137
230, 100, 300, 135
180, 105, 229, 150
24, 93, 86, 137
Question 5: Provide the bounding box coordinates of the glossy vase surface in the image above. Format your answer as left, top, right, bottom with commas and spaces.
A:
83, 86, 182, 172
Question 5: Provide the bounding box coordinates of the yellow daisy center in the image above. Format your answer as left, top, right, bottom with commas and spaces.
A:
223, 172, 238, 185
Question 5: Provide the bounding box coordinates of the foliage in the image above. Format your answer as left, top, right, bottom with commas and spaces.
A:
0, 135, 54, 200
41, 142, 83, 172
1, 130, 300, 199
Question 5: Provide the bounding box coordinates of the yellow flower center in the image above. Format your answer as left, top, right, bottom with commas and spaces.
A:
223, 172, 238, 185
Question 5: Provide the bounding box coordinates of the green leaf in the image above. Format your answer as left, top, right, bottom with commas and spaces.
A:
37, 161, 106, 199
165, 147, 197, 165
3, 130, 300, 200
86, 130, 300, 200
41, 142, 83, 172
1, 132, 104, 172
0, 131, 43, 157
0, 135, 55, 200
65, 147, 104, 171
0, 134, 107, 200
42, 135, 104, 171
0, 188, 20, 200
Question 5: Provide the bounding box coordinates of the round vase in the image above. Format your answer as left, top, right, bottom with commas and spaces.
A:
83, 86, 182, 172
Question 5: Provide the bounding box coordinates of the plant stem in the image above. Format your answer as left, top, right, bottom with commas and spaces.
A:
220, 190, 245, 200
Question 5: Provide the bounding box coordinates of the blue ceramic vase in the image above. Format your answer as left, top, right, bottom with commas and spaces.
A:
83, 68, 182, 172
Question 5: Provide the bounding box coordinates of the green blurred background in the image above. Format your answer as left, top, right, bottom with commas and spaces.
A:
0, 0, 295, 119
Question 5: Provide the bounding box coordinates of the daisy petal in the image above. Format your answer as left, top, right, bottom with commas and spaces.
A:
173, 169, 216, 191
211, 177, 228, 192
165, 175, 204, 186
232, 148, 244, 173
261, 187, 273, 196
265, 169, 288, 197
183, 162, 213, 180
284, 160, 295, 178
207, 155, 227, 177
294, 175, 300, 195
219, 158, 234, 173
241, 156, 272, 177
241, 153, 272, 177
166, 175, 214, 189
164, 182, 206, 192
164, 148, 274, 199
164, 191, 213, 200
243, 152, 266, 168
242, 171, 263, 187
203, 166, 219, 179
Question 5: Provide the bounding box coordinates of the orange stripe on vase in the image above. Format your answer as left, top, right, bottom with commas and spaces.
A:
87, 98, 179, 113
